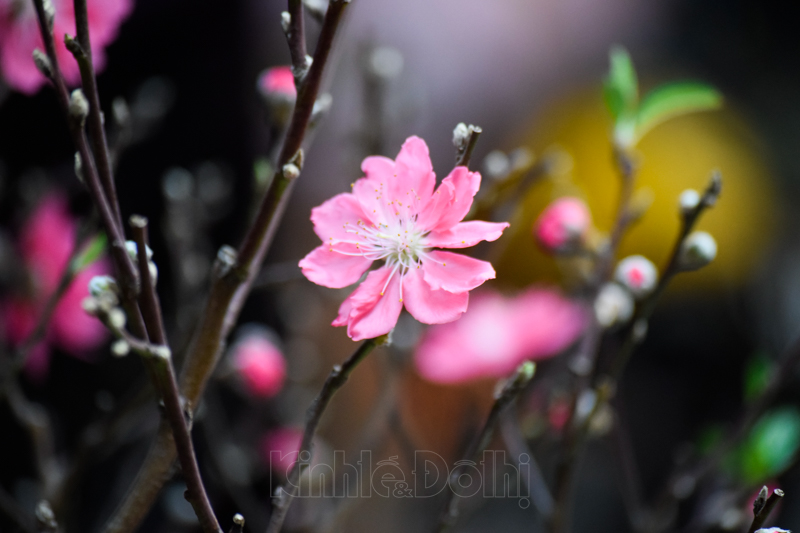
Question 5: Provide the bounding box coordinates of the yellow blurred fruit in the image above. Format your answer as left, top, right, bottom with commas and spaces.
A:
494, 89, 777, 294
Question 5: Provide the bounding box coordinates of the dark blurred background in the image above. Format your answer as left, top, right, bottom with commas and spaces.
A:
2, 0, 800, 532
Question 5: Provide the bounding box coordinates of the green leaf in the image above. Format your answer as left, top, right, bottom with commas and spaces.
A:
739, 407, 800, 484
603, 46, 639, 123
635, 82, 723, 142
744, 352, 774, 402
70, 233, 107, 273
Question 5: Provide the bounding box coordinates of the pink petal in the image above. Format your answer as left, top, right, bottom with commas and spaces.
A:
423, 167, 481, 231
309, 192, 374, 243
391, 136, 436, 209
19, 194, 75, 291
334, 267, 403, 341
401, 268, 469, 324
299, 243, 372, 289
233, 335, 286, 398
51, 264, 109, 356
421, 250, 495, 293
512, 289, 587, 358
352, 172, 394, 224
23, 342, 51, 384
425, 221, 510, 249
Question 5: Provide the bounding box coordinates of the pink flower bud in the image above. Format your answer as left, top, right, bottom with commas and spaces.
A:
232, 334, 286, 398
260, 427, 302, 476
614, 255, 658, 299
257, 66, 296, 99
534, 197, 591, 253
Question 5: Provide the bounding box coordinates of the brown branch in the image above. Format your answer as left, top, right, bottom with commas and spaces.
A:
435, 362, 536, 533
747, 488, 784, 533
285, 0, 309, 79
69, 0, 124, 230
266, 338, 379, 533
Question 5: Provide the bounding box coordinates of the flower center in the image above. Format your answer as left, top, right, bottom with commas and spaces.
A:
345, 216, 429, 271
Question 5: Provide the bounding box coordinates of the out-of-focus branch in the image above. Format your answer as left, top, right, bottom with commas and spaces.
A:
266, 338, 379, 533
436, 362, 536, 533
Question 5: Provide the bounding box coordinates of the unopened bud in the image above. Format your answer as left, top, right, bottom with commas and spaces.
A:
311, 93, 333, 120
678, 231, 717, 271
282, 163, 300, 180
74, 152, 84, 183
679, 189, 700, 215
534, 197, 591, 254
81, 296, 99, 315
153, 345, 172, 360
595, 282, 634, 328
148, 261, 159, 285
108, 308, 126, 330
42, 0, 55, 30
111, 339, 130, 357
452, 123, 470, 150
233, 514, 245, 526
125, 240, 153, 261
280, 11, 291, 33
614, 255, 658, 299
69, 89, 90, 122
88, 275, 118, 298
32, 49, 52, 79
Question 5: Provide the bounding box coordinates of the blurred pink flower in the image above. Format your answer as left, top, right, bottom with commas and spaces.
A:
299, 136, 509, 341
2, 194, 109, 381
258, 66, 296, 98
534, 197, 591, 253
231, 333, 286, 398
260, 427, 303, 476
0, 0, 133, 94
414, 288, 587, 384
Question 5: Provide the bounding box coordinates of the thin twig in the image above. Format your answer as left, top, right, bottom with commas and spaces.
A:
747, 488, 784, 533
500, 409, 554, 519
285, 0, 308, 79
455, 125, 482, 168
435, 362, 536, 533
67, 0, 124, 230
266, 338, 379, 533
129, 216, 222, 533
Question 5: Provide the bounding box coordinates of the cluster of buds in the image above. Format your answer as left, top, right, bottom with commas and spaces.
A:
83, 275, 129, 356
594, 255, 659, 328
125, 240, 158, 285
533, 197, 592, 254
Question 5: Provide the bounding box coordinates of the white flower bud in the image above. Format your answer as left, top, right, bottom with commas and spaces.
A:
452, 122, 470, 150
678, 231, 717, 271
32, 49, 52, 79
74, 152, 84, 184
594, 282, 634, 328
153, 345, 172, 360
125, 240, 153, 261
42, 0, 55, 30
111, 339, 130, 357
148, 261, 159, 285
69, 89, 90, 122
679, 189, 700, 215
282, 163, 300, 180
108, 308, 126, 330
88, 275, 118, 298
81, 296, 99, 315
614, 255, 658, 300
280, 11, 291, 33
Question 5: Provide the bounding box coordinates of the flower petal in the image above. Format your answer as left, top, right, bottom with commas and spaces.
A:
401, 268, 469, 324
392, 136, 436, 208
299, 244, 372, 289
415, 167, 482, 231
342, 267, 404, 341
425, 221, 510, 249
421, 251, 495, 293
310, 192, 374, 243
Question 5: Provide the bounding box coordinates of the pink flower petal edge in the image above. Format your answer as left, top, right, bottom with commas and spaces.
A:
299, 136, 509, 340
414, 288, 588, 384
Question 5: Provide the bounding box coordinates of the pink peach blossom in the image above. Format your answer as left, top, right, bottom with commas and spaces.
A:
0, 0, 133, 94
261, 427, 303, 476
534, 197, 591, 253
414, 288, 587, 384
258, 66, 296, 98
2, 194, 109, 381
231, 333, 286, 398
299, 136, 509, 341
